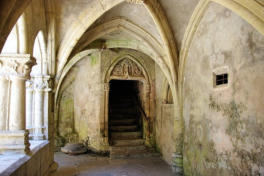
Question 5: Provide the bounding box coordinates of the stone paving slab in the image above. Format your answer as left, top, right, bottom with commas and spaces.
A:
50, 152, 174, 176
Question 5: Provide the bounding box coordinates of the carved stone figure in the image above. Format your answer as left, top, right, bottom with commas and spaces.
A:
111, 58, 144, 78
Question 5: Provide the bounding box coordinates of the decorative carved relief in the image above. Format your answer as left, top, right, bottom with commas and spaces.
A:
26, 80, 34, 90
0, 54, 36, 78
111, 58, 144, 78
33, 76, 51, 91
126, 0, 144, 4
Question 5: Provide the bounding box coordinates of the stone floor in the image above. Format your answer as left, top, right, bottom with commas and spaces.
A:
50, 152, 174, 176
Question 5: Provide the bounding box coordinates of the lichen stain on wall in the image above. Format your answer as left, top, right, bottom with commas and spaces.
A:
183, 2, 264, 176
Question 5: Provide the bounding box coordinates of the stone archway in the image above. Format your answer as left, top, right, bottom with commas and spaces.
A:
103, 55, 152, 146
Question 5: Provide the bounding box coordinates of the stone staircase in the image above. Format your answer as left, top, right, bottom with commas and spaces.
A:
109, 93, 150, 159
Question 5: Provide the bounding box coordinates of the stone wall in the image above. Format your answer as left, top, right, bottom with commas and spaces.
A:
57, 51, 107, 152
155, 64, 176, 165
57, 49, 157, 153
183, 3, 264, 175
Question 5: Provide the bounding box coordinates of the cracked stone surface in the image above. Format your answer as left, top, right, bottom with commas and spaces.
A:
50, 152, 174, 176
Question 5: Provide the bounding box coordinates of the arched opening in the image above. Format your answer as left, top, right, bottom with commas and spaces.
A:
108, 80, 144, 146
1, 14, 27, 54
31, 31, 47, 75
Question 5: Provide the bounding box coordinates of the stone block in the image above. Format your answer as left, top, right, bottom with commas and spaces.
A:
0, 130, 30, 154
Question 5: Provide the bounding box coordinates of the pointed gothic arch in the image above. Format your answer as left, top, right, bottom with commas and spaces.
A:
103, 54, 152, 144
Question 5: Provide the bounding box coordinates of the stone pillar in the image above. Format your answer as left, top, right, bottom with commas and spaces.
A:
172, 153, 183, 176
0, 54, 35, 154
9, 76, 26, 130
26, 80, 34, 134
43, 76, 51, 139
0, 76, 9, 130
32, 75, 51, 140
33, 86, 44, 140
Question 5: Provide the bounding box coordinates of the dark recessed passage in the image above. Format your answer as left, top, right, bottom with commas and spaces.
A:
216, 73, 228, 86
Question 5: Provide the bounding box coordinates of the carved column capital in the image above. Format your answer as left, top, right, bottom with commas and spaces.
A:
126, 0, 145, 4
26, 80, 34, 91
0, 54, 36, 79
33, 75, 52, 92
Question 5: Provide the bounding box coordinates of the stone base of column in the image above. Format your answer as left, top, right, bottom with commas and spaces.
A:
172, 153, 184, 176
33, 133, 45, 140
33, 127, 45, 140
0, 130, 30, 154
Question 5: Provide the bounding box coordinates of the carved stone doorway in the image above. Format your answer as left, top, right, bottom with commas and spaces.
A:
103, 56, 151, 146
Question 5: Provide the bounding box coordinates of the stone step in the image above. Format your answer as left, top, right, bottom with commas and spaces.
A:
110, 145, 146, 154
109, 113, 137, 118
109, 114, 137, 119
110, 146, 160, 159
110, 125, 138, 132
111, 132, 141, 140
110, 108, 137, 114
110, 119, 137, 126
112, 139, 145, 147
110, 102, 134, 107
110, 98, 133, 102
111, 151, 161, 159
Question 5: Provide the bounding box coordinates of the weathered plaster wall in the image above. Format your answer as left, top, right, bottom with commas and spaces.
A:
155, 64, 176, 165
183, 2, 264, 175
58, 52, 107, 152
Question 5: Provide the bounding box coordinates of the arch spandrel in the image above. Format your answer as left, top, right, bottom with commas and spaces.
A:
110, 57, 145, 80
105, 54, 150, 84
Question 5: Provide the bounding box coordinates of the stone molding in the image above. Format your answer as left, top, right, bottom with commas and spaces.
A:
126, 0, 144, 4
256, 0, 264, 6
0, 54, 35, 79
103, 83, 110, 92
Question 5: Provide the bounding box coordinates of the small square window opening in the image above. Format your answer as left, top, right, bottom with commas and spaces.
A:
216, 73, 228, 86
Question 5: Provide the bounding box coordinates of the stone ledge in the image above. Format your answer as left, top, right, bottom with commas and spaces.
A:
0, 140, 51, 176
0, 130, 30, 154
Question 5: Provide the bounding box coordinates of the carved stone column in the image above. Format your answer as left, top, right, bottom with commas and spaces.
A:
9, 76, 27, 130
33, 78, 44, 140
26, 80, 34, 134
0, 76, 9, 130
172, 153, 183, 176
0, 54, 35, 154
32, 75, 51, 140
43, 76, 51, 139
